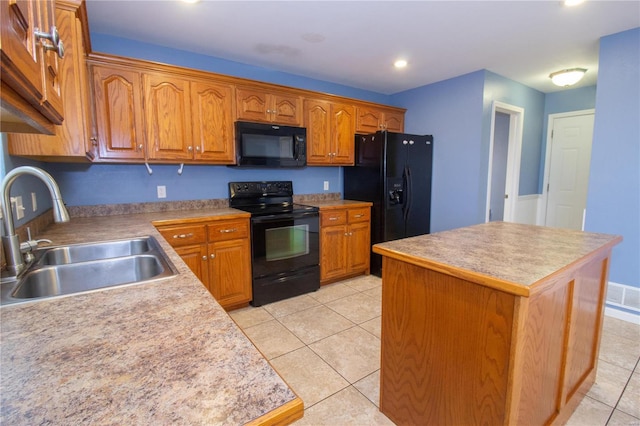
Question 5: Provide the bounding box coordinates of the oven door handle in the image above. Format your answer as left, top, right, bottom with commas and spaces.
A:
251, 211, 318, 223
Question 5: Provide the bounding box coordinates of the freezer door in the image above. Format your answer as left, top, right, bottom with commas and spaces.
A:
384, 132, 408, 241
405, 135, 433, 236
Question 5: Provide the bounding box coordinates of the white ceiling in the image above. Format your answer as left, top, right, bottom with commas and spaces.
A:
85, 1, 640, 95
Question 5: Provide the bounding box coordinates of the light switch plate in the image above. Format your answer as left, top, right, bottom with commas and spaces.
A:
323, 181, 329, 191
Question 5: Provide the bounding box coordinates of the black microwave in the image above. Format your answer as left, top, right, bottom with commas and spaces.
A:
234, 121, 307, 167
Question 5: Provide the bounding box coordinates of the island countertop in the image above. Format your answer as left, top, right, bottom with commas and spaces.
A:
373, 221, 622, 296
0, 209, 302, 425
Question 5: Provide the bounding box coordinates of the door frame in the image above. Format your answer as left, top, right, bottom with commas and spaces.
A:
542, 109, 595, 228
485, 101, 524, 222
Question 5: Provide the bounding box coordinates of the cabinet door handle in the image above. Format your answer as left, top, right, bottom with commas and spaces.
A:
210, 253, 215, 259
202, 256, 208, 261
196, 146, 201, 153
173, 233, 194, 239
35, 26, 64, 58
344, 232, 349, 236
219, 228, 237, 233
188, 146, 193, 152
137, 144, 144, 152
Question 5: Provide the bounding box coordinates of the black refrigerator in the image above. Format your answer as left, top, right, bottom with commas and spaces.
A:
344, 131, 433, 276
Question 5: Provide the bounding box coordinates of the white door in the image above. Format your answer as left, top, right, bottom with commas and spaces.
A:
544, 113, 595, 230
489, 112, 510, 221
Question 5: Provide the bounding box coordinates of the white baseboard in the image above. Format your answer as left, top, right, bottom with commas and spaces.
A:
605, 281, 640, 324
605, 306, 640, 325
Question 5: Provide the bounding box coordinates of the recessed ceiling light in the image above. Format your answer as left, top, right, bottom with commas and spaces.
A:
394, 59, 408, 69
564, 0, 585, 6
181, 0, 200, 3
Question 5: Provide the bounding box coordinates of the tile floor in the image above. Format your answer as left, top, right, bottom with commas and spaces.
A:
229, 275, 640, 425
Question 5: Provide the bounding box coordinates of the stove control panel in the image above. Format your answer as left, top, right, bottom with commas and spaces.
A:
229, 181, 293, 198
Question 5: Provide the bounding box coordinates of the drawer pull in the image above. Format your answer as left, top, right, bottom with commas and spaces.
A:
219, 228, 238, 233
328, 217, 339, 221
173, 233, 194, 239
354, 214, 363, 218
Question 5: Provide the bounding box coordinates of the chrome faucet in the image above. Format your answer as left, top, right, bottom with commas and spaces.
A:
1, 166, 70, 276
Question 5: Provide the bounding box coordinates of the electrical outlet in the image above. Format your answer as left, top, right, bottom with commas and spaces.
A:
323, 181, 329, 191
31, 192, 37, 211
11, 196, 25, 220
157, 185, 167, 199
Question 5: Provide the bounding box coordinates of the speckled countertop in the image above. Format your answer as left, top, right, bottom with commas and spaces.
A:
304, 199, 373, 209
0, 208, 300, 425
373, 221, 622, 296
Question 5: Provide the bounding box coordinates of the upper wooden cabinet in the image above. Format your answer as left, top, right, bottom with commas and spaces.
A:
190, 81, 235, 163
236, 86, 302, 126
91, 65, 146, 161
1, 0, 65, 134
304, 99, 356, 166
8, 0, 92, 161
356, 106, 404, 134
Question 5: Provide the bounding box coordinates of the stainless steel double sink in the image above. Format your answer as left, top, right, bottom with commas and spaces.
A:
1, 236, 177, 305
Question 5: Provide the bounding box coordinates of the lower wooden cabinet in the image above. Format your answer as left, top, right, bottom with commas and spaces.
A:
156, 217, 252, 310
320, 205, 371, 284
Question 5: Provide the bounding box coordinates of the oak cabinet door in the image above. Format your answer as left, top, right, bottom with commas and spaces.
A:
331, 103, 356, 165
191, 81, 235, 163
304, 99, 332, 165
320, 224, 348, 281
348, 221, 370, 273
144, 73, 192, 161
236, 87, 270, 122
271, 92, 301, 125
208, 238, 252, 309
174, 244, 209, 288
383, 109, 404, 133
92, 65, 146, 160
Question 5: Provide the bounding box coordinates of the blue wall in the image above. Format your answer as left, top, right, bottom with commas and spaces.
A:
586, 28, 640, 288
391, 71, 485, 232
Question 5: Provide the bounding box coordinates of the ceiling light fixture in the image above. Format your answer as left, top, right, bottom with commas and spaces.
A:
394, 59, 407, 69
549, 68, 587, 87
181, 0, 200, 3
564, 0, 585, 6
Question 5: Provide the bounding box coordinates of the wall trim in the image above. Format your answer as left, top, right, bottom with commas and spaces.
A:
605, 307, 640, 325
605, 281, 640, 324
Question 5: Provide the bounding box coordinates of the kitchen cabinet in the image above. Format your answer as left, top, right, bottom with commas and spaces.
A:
320, 205, 371, 284
373, 222, 621, 426
8, 0, 92, 161
156, 217, 252, 310
236, 86, 302, 126
304, 99, 356, 165
356, 106, 404, 134
1, 0, 65, 134
91, 64, 146, 161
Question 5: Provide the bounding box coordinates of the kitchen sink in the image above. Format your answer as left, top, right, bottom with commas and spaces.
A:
37, 237, 153, 265
1, 236, 177, 305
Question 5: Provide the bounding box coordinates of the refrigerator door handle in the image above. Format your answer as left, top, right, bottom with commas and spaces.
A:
402, 166, 411, 223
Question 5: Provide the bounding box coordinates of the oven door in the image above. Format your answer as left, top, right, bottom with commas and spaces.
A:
250, 211, 319, 278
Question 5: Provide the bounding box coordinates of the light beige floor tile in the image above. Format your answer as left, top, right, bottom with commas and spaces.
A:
279, 305, 355, 344
362, 285, 382, 302
262, 294, 320, 318
295, 386, 395, 426
607, 409, 640, 425
343, 275, 381, 292
617, 371, 640, 419
228, 306, 273, 329
565, 396, 613, 426
360, 316, 381, 339
309, 326, 380, 383
603, 316, 640, 342
241, 319, 304, 360
308, 282, 358, 304
588, 360, 634, 406
354, 370, 380, 407
599, 332, 640, 371
327, 292, 382, 324
270, 347, 349, 408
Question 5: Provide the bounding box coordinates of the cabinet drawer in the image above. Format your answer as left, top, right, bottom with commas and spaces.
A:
208, 219, 249, 242
321, 210, 347, 226
157, 224, 207, 247
348, 208, 370, 223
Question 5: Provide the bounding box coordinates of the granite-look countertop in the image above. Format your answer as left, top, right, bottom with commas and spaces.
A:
304, 199, 373, 209
0, 208, 300, 425
373, 221, 622, 296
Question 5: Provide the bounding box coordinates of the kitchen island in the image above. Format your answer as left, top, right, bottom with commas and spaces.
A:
0, 209, 302, 425
372, 221, 621, 426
